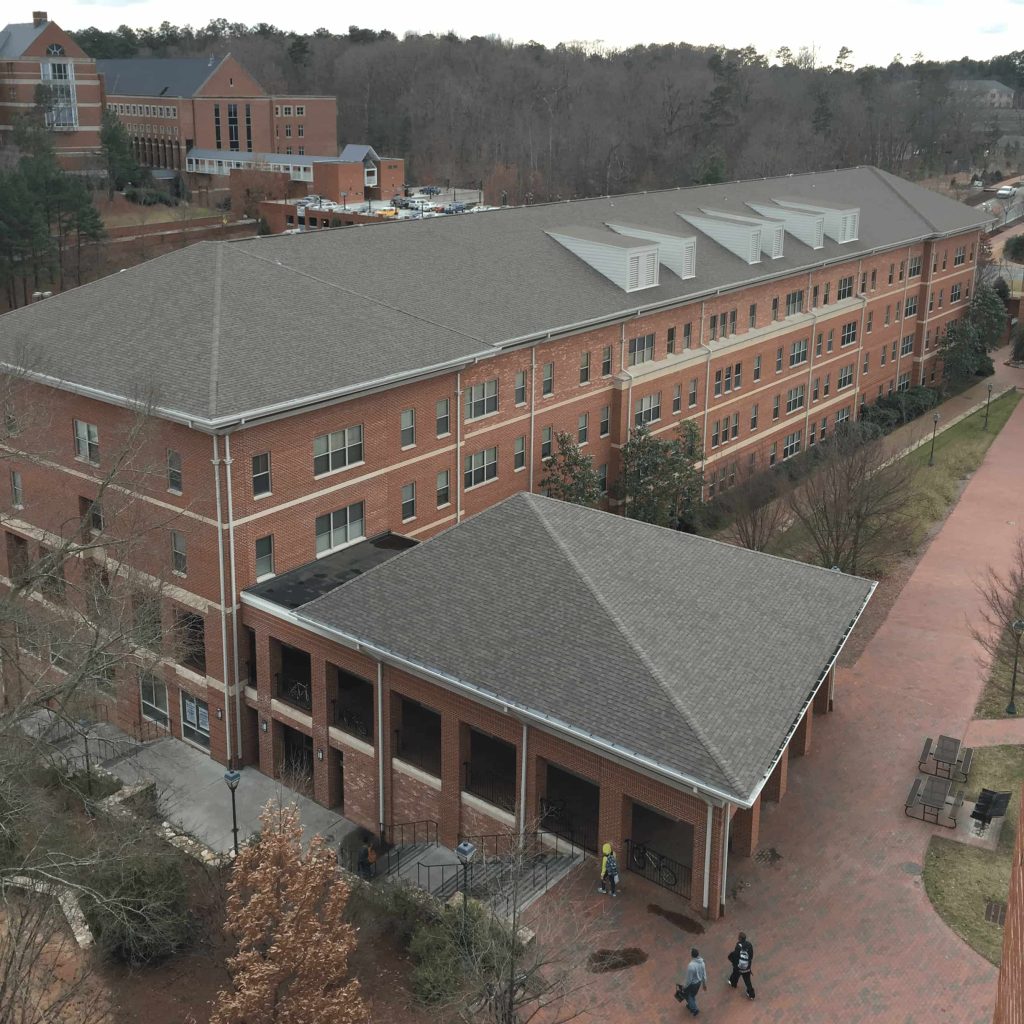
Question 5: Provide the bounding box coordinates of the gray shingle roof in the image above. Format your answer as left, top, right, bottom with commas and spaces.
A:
0, 166, 989, 427
96, 56, 226, 97
339, 144, 379, 163
0, 21, 48, 58
296, 493, 875, 804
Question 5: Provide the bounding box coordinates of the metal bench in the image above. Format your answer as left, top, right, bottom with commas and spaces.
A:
955, 747, 974, 782
918, 737, 933, 771
905, 778, 922, 815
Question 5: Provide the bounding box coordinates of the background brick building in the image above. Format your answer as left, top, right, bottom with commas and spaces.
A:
0, 168, 988, 896
0, 12, 103, 171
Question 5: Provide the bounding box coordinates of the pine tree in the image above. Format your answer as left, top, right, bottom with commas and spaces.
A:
100, 109, 142, 198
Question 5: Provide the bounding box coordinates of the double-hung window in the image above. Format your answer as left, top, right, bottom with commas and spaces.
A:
750, 404, 759, 430
783, 430, 802, 459
436, 398, 450, 435
901, 335, 914, 357
838, 364, 854, 390
255, 535, 274, 578
11, 470, 23, 508
401, 483, 416, 521
634, 393, 661, 426
73, 419, 99, 463
580, 352, 591, 383
785, 290, 803, 316
465, 447, 498, 487
465, 380, 498, 419
602, 346, 613, 375
436, 470, 450, 506
515, 370, 527, 405
514, 437, 526, 471
540, 428, 553, 459
542, 362, 554, 396
786, 385, 805, 413
171, 530, 187, 575
628, 333, 655, 366
753, 355, 762, 382
672, 384, 682, 413
252, 453, 271, 495
167, 450, 182, 492
840, 321, 857, 347
400, 408, 416, 446
904, 296, 918, 318
314, 426, 362, 475
837, 276, 853, 300
140, 672, 168, 727
577, 413, 589, 444
789, 339, 808, 367
688, 379, 698, 407
316, 502, 365, 554
600, 405, 610, 436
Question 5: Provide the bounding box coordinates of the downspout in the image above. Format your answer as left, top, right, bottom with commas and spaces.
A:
720, 803, 731, 914
377, 660, 385, 837
223, 434, 243, 757
455, 371, 463, 521
528, 349, 537, 491
210, 436, 233, 768
519, 721, 528, 838
702, 798, 715, 914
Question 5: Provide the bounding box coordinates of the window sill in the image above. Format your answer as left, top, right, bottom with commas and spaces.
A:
74, 456, 100, 468
400, 444, 417, 452
514, 466, 525, 473
167, 488, 182, 497
402, 516, 417, 524
142, 712, 169, 730
465, 410, 500, 425
436, 502, 451, 510
256, 572, 275, 583
436, 432, 451, 440
172, 570, 187, 579
313, 460, 366, 482
316, 535, 366, 558
465, 476, 499, 493
253, 491, 273, 500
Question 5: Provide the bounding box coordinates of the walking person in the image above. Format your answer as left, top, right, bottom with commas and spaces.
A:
682, 947, 707, 1016
727, 931, 756, 1000
598, 842, 619, 895
356, 838, 372, 880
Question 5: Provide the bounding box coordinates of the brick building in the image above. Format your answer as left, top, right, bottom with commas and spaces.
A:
994, 792, 1024, 1024
0, 167, 988, 911
97, 54, 337, 172
0, 12, 104, 171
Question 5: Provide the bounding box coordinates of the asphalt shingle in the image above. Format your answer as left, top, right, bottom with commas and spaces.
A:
296, 493, 875, 803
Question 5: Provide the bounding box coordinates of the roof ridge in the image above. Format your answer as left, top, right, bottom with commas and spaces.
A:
234, 244, 490, 347
527, 494, 743, 793
208, 243, 223, 418
867, 167, 940, 234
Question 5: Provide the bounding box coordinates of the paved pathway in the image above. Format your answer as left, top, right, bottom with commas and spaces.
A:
542, 361, 1024, 1023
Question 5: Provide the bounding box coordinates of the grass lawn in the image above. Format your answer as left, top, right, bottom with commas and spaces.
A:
975, 659, 1018, 720
768, 390, 1021, 567
923, 744, 1023, 965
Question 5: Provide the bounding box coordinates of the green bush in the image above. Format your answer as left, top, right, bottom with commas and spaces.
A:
81, 838, 193, 964
1005, 236, 1024, 264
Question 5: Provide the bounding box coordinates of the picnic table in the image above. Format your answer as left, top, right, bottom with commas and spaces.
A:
905, 773, 964, 828
918, 735, 974, 783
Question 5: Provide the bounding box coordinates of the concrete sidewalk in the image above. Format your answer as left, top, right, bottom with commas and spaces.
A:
109, 737, 359, 855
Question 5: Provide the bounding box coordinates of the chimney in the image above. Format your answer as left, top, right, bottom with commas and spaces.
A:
32, 11, 47, 27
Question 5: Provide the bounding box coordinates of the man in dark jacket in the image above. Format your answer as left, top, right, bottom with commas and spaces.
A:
727, 931, 755, 999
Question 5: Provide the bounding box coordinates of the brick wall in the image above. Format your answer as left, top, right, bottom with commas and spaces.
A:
994, 792, 1024, 1024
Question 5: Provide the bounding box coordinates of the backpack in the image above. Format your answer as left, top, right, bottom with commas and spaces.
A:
605, 853, 618, 876
736, 945, 751, 972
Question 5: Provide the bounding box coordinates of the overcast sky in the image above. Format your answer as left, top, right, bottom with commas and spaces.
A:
48, 0, 1022, 68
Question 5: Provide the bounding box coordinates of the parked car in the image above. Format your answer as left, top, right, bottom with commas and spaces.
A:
391, 196, 411, 209
996, 185, 1017, 198
421, 186, 441, 195
445, 202, 467, 214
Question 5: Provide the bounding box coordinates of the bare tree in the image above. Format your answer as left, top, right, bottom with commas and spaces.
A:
970, 534, 1024, 698
719, 464, 791, 551
787, 429, 915, 574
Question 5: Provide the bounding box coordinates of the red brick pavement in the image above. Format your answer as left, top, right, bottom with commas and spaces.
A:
531, 364, 1024, 1023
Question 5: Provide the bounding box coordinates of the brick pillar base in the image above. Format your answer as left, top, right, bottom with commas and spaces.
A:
730, 800, 760, 857
792, 708, 813, 758
763, 747, 789, 803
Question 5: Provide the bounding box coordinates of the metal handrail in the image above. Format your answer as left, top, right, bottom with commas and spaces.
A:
462, 761, 516, 813
538, 802, 599, 854
624, 837, 692, 899
276, 673, 312, 711
386, 819, 439, 849
457, 829, 581, 862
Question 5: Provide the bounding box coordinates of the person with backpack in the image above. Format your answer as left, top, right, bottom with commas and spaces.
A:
598, 842, 619, 896
727, 931, 755, 999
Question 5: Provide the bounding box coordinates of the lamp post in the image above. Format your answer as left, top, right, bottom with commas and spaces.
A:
455, 840, 477, 931
928, 412, 940, 466
1006, 618, 1024, 716
224, 770, 241, 855
984, 383, 994, 431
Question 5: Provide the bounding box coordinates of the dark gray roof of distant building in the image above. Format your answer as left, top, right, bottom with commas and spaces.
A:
97, 56, 226, 97
296, 493, 875, 804
0, 166, 990, 429
0, 20, 48, 58
245, 532, 416, 611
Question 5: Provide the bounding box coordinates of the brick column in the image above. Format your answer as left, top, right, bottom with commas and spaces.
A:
255, 630, 275, 778
813, 682, 831, 715
791, 707, 813, 758
689, 801, 728, 921
379, 669, 395, 839
311, 656, 330, 806
730, 800, 760, 858
439, 712, 462, 848
763, 746, 789, 803
597, 777, 626, 856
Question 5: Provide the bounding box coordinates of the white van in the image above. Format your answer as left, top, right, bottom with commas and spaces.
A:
996, 185, 1017, 198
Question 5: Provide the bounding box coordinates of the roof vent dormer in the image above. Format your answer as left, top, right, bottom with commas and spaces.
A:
698, 209, 785, 259
605, 223, 696, 280
772, 198, 859, 244
746, 202, 825, 250
677, 211, 763, 265
548, 227, 660, 293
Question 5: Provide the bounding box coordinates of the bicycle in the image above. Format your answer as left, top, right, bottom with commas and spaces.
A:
337, 708, 369, 739
629, 843, 678, 888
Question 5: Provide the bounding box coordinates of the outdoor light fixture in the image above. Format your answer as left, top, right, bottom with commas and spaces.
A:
216, 707, 223, 720
928, 412, 940, 467
223, 770, 241, 855
455, 840, 477, 928
317, 748, 324, 761
261, 720, 268, 733
1006, 618, 1024, 716
984, 383, 994, 431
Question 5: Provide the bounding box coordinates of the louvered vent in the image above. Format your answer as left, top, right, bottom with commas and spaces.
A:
606, 223, 697, 280
773, 199, 860, 243
548, 226, 660, 292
